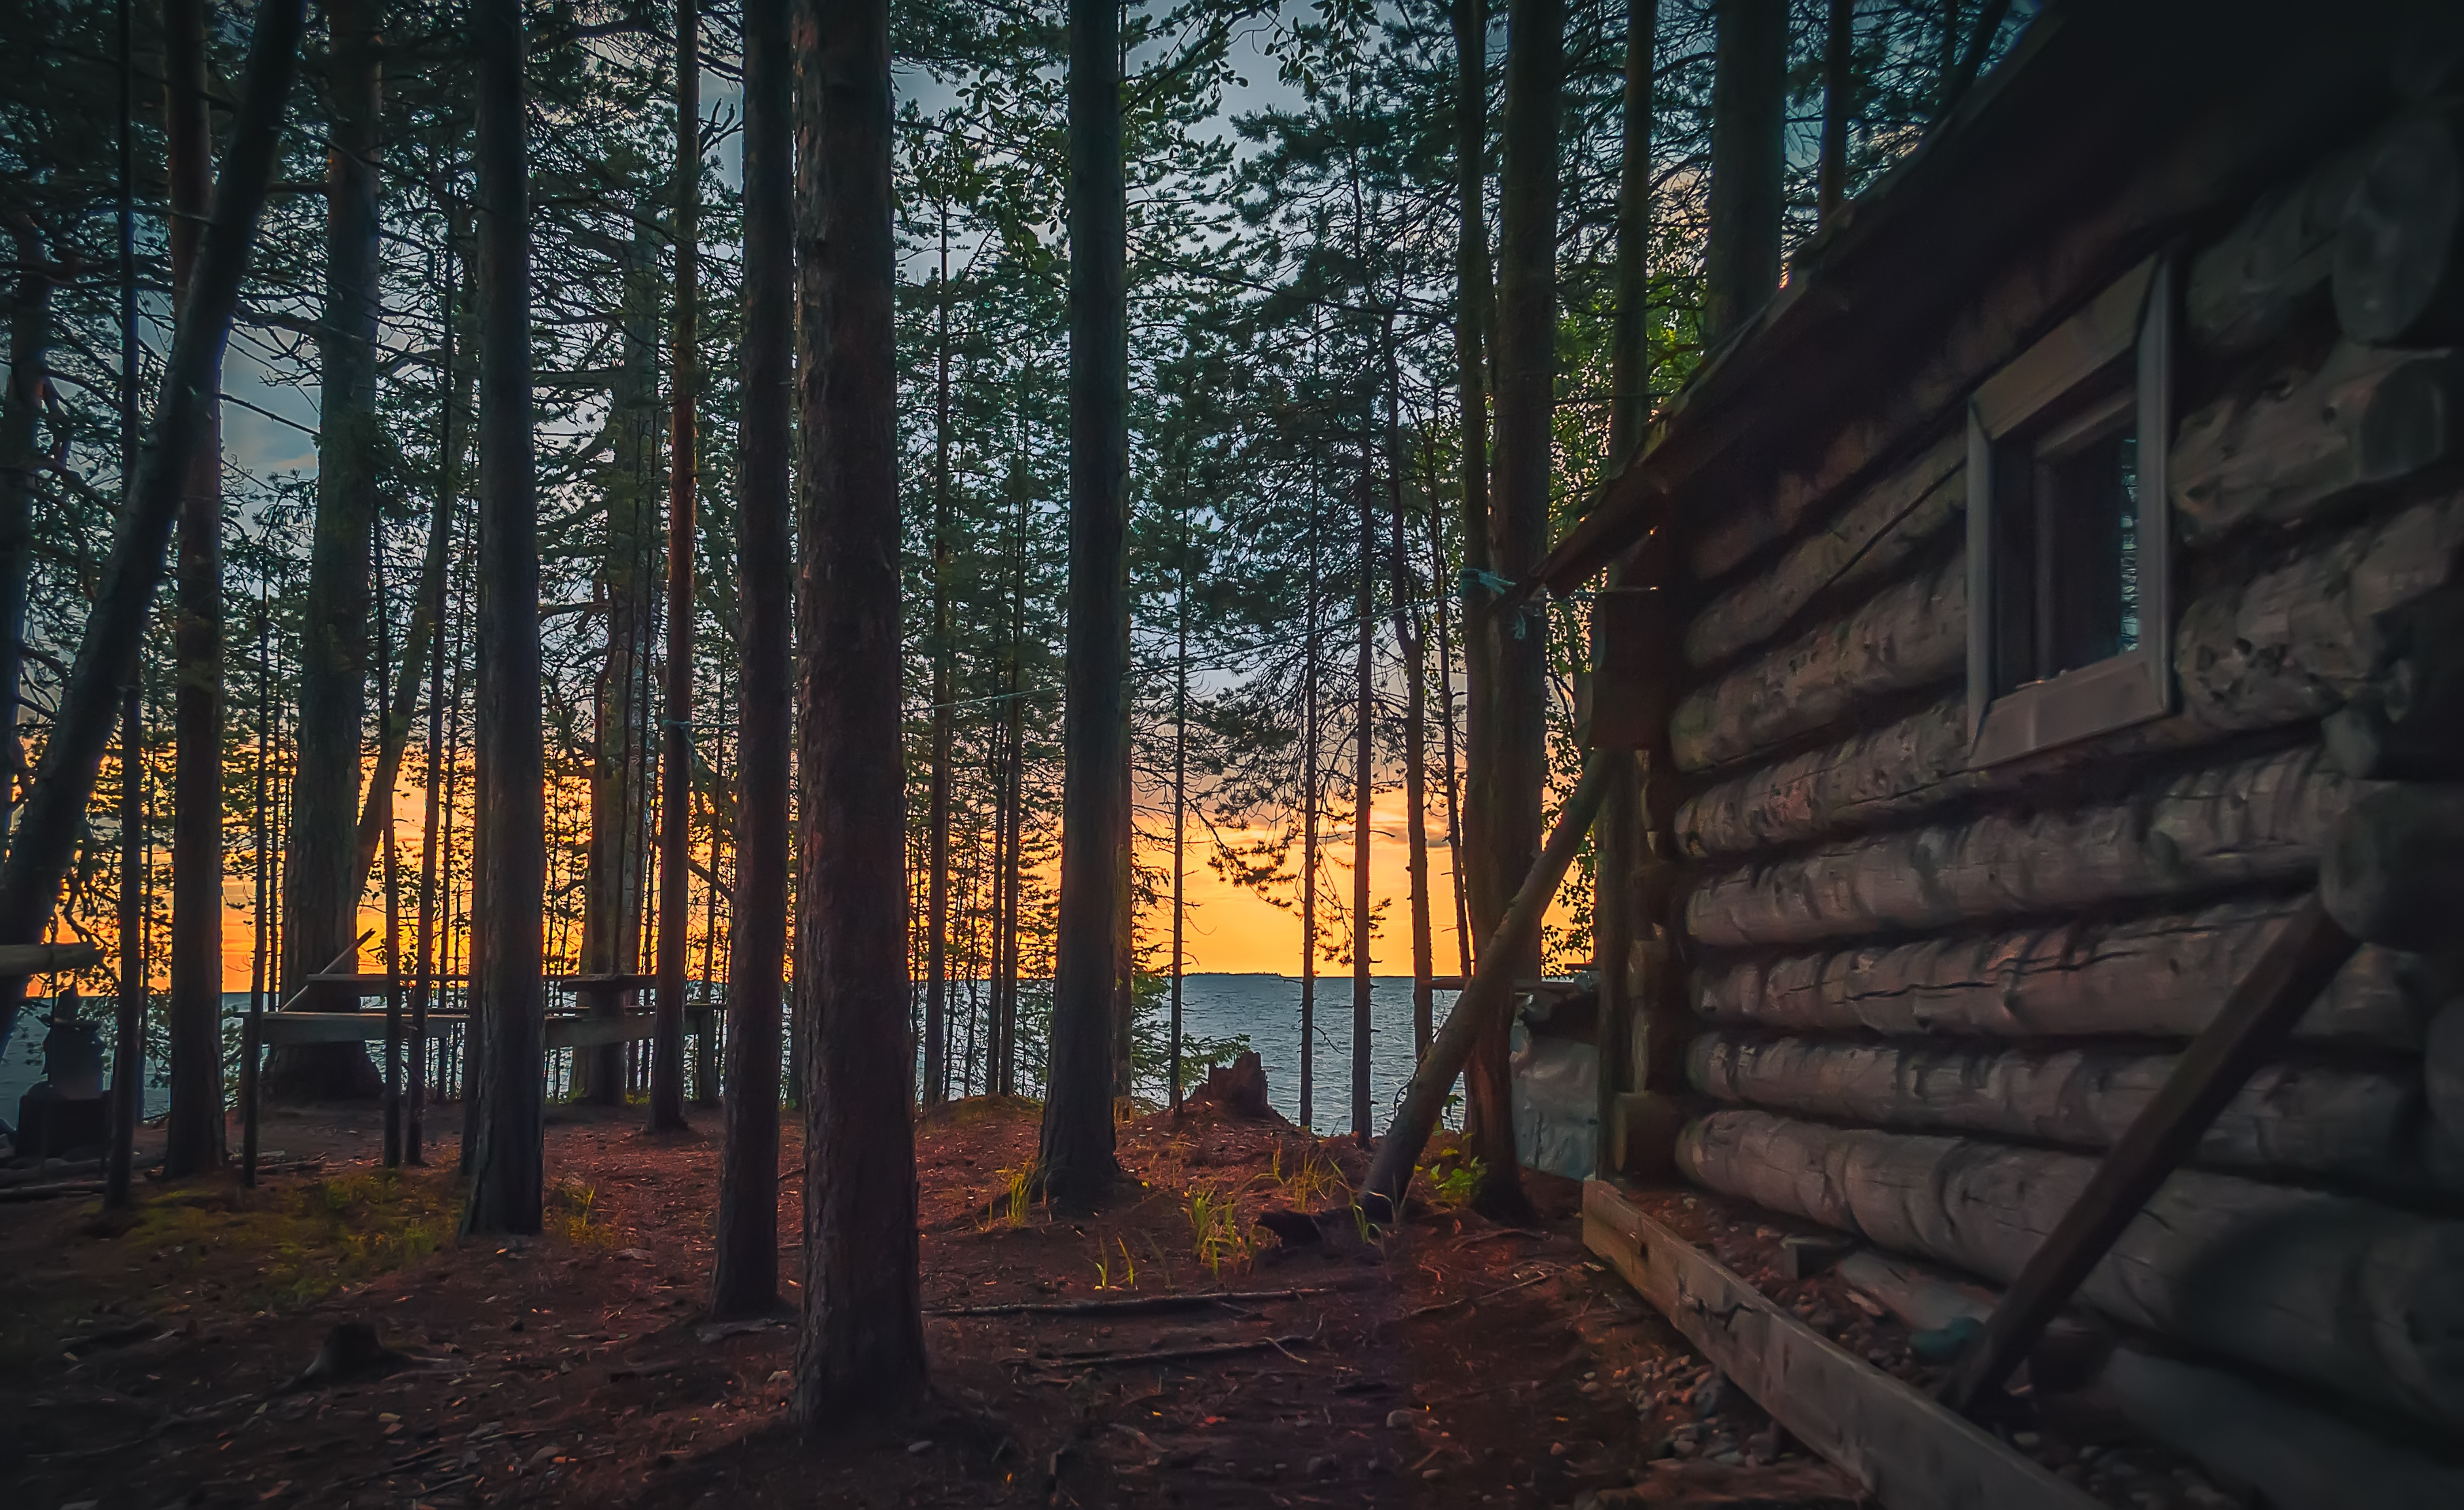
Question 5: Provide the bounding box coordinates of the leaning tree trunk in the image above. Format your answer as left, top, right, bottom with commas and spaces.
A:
708, 0, 790, 1320
162, 0, 225, 1174
460, 0, 545, 1238
1704, 0, 1788, 344
0, 0, 306, 1056
790, 0, 926, 1420
270, 0, 383, 1101
1472, 0, 1564, 1224
1038, 0, 1129, 1208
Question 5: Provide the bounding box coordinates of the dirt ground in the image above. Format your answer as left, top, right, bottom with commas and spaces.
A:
0, 1096, 1868, 1509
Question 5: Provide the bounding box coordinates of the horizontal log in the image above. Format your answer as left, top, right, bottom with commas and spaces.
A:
2171, 341, 2464, 545
0, 942, 104, 976
2321, 782, 2464, 952
1688, 747, 2355, 950
1683, 435, 1965, 670
2183, 146, 2363, 355
1678, 493, 2464, 858
1671, 553, 1965, 774
1676, 1108, 2464, 1429
2334, 110, 2464, 346
1686, 1031, 2434, 1187
1692, 898, 2426, 1046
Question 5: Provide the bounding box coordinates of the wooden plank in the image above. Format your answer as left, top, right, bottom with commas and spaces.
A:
1944, 902, 2359, 1410
1581, 1179, 2101, 1510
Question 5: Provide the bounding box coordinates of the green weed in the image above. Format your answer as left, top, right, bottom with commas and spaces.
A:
1186, 1187, 1255, 1277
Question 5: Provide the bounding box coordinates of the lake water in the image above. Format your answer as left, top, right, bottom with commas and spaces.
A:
0, 976, 1457, 1135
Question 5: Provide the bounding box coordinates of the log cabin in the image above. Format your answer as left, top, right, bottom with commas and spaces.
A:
1534, 0, 2464, 1499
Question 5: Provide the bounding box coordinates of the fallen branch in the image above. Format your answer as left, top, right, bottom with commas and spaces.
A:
0, 1180, 103, 1203
1030, 1329, 1318, 1371
930, 1281, 1370, 1318
1400, 1268, 1559, 1320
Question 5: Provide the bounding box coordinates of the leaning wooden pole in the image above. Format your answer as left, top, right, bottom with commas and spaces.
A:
648, 0, 699, 1132
460, 0, 547, 1237
708, 0, 790, 1322
1360, 749, 1617, 1217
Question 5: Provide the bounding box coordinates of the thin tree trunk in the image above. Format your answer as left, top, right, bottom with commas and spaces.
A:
1428, 486, 1472, 980
0, 0, 307, 1058
105, 0, 143, 1214
1112, 725, 1134, 1100
0, 217, 54, 1058
923, 207, 953, 1107
375, 521, 402, 1164
649, 0, 700, 1131
411, 250, 465, 1164
270, 0, 384, 1100
1474, 0, 1565, 1224
581, 223, 660, 1104
1611, 0, 1656, 459
162, 0, 224, 1174
996, 494, 1028, 1094
1817, 0, 1853, 222
791, 0, 925, 1418
1705, 0, 1788, 344
461, 0, 546, 1236
1352, 465, 1375, 1143
1386, 318, 1434, 1063
1039, 0, 1129, 1207
709, 0, 790, 1319
1452, 0, 1498, 967
1301, 464, 1320, 1132
1170, 546, 1187, 1111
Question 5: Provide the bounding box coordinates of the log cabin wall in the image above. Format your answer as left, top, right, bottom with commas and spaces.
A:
1591, 0, 2464, 1449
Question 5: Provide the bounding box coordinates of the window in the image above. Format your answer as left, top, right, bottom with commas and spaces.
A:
1966, 256, 2173, 766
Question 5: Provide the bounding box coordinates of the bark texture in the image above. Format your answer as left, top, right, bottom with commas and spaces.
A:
1038, 0, 1129, 1206
2184, 145, 2363, 355
1687, 746, 2357, 950
1693, 897, 2427, 1046
707, 0, 789, 1323
460, 0, 546, 1237
789, 0, 926, 1420
271, 0, 384, 1100
1678, 1108, 2464, 1431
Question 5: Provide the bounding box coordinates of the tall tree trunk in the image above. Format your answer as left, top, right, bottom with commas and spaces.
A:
0, 219, 54, 1051
271, 0, 384, 1100
995, 478, 1028, 1096
105, 0, 143, 1214
1038, 0, 1128, 1208
1452, 0, 1497, 967
708, 0, 789, 1320
1351, 468, 1375, 1143
0, 0, 306, 1058
1474, 0, 1564, 1224
1593, 0, 1659, 1179
1110, 725, 1134, 1100
1386, 317, 1435, 1063
580, 223, 660, 1104
1816, 0, 1853, 222
790, 0, 925, 1419
922, 210, 953, 1108
461, 0, 546, 1237
1300, 478, 1320, 1131
650, 0, 699, 1132
1705, 0, 1788, 344
162, 0, 224, 1174
1169, 547, 1187, 1111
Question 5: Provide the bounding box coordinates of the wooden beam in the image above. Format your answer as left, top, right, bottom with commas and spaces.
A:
0, 941, 103, 976
1582, 1179, 2100, 1510
1942, 897, 2358, 1412
257, 1010, 676, 1049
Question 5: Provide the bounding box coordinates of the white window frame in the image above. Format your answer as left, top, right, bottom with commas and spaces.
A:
1965, 255, 2174, 768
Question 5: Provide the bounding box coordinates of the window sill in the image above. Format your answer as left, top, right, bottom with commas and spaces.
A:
1969, 648, 2170, 768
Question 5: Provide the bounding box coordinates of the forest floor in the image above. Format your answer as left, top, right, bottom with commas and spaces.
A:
0, 1096, 1867, 1509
